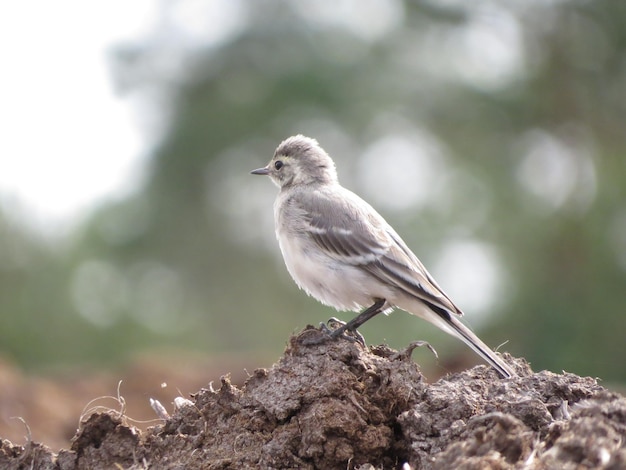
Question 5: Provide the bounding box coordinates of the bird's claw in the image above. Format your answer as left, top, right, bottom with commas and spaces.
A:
325, 317, 367, 346
297, 318, 368, 347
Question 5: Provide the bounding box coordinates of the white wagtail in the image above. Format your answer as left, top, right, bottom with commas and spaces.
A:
251, 135, 516, 378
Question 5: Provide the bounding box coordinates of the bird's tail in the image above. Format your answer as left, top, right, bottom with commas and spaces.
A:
437, 312, 517, 379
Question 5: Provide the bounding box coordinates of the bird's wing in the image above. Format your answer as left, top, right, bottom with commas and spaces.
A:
299, 187, 462, 316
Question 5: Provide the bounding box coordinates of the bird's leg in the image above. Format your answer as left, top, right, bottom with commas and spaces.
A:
298, 299, 387, 347
329, 298, 386, 339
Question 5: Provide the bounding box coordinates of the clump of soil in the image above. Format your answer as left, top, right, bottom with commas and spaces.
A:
1, 325, 625, 469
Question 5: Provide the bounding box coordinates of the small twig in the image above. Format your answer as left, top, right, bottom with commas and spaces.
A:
392, 340, 438, 361
11, 417, 33, 465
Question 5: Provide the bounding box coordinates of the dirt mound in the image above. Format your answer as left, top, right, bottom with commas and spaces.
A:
1, 326, 625, 469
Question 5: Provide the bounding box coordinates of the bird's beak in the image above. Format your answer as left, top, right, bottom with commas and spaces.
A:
250, 167, 270, 175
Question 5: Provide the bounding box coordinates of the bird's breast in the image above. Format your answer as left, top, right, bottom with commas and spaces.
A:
275, 229, 388, 312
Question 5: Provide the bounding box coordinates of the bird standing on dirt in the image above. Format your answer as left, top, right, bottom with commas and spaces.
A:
251, 135, 516, 378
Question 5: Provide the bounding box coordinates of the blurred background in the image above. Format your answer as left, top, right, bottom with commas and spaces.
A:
1, 0, 625, 449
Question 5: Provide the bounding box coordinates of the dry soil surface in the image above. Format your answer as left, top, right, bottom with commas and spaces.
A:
1, 326, 625, 469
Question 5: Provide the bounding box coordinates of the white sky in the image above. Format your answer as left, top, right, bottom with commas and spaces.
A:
0, 1, 156, 235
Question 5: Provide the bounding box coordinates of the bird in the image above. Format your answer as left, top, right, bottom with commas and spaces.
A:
251, 134, 516, 378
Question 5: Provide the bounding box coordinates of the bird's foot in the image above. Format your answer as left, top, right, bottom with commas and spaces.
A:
324, 317, 367, 346
298, 318, 366, 347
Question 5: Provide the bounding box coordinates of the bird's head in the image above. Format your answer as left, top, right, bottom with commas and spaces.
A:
251, 135, 338, 188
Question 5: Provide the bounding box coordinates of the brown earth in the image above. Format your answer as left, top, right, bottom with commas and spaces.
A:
1, 325, 625, 469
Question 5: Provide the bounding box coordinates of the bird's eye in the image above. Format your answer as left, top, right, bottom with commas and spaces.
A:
274, 160, 284, 170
